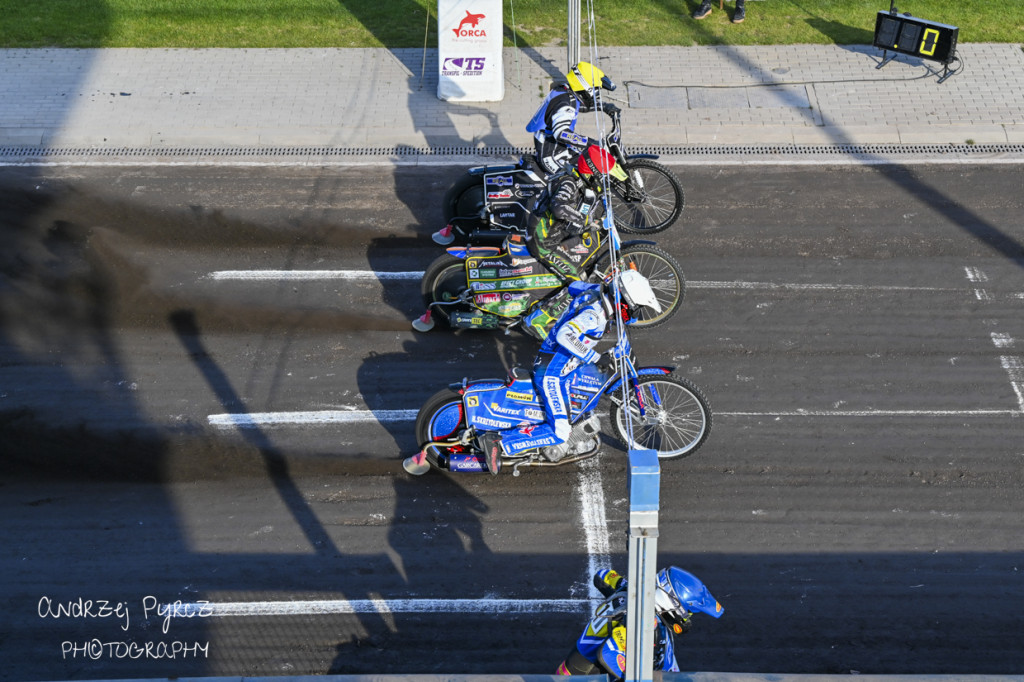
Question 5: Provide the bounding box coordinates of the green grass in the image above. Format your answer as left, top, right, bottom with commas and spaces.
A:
1, 0, 1021, 48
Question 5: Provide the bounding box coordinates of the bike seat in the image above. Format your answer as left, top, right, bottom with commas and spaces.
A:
506, 234, 531, 258
465, 245, 502, 258
509, 367, 531, 381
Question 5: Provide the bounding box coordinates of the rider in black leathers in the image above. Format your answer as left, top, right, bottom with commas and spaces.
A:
529, 144, 617, 283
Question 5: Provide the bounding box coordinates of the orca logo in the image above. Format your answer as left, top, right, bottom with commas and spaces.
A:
453, 10, 486, 37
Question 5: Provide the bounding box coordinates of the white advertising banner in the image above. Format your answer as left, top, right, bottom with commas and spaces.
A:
437, 0, 504, 101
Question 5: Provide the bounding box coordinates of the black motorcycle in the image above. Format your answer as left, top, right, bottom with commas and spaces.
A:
437, 107, 684, 246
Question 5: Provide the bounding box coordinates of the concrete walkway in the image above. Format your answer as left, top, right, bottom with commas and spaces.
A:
1, 44, 1023, 160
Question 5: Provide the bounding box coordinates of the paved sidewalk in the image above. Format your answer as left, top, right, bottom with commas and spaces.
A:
1, 44, 1023, 155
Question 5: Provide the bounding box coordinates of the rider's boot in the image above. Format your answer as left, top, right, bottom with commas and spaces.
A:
432, 224, 456, 246
478, 432, 503, 475
412, 309, 435, 332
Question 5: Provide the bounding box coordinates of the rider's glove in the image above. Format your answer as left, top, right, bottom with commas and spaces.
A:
568, 220, 588, 235
602, 101, 621, 116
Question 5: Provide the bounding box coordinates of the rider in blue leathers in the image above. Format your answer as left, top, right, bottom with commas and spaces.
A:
557, 567, 724, 680
478, 270, 660, 475
478, 279, 609, 474
526, 62, 620, 174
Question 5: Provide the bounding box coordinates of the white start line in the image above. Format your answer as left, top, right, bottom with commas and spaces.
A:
207, 269, 964, 294
165, 597, 593, 618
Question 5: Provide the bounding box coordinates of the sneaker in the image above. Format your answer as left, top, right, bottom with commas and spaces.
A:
692, 0, 712, 19
432, 224, 455, 246
479, 432, 503, 475
732, 2, 745, 22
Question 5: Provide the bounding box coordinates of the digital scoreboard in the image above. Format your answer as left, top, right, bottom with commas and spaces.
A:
873, 11, 958, 64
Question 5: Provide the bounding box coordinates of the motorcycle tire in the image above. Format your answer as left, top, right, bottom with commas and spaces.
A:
610, 159, 684, 235
420, 253, 469, 328
415, 387, 468, 449
442, 172, 486, 223
611, 375, 712, 459
596, 243, 685, 329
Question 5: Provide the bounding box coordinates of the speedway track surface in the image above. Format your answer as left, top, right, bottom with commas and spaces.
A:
1, 164, 1023, 680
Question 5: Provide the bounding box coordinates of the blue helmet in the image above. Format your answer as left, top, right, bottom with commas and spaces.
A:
655, 566, 724, 634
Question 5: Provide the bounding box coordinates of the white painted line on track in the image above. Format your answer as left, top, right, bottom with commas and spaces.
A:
207, 270, 962, 293
999, 356, 1024, 413
991, 332, 1015, 349
721, 409, 1020, 417
693, 280, 954, 292
167, 597, 592, 618
209, 270, 424, 281
208, 409, 417, 427
576, 457, 612, 611
209, 407, 1020, 427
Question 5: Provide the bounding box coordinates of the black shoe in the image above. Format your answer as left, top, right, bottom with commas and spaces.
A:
479, 432, 502, 475
732, 2, 745, 22
692, 0, 713, 19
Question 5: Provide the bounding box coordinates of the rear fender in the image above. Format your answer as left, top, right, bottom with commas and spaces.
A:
625, 153, 659, 161
448, 378, 506, 392
620, 239, 657, 249
468, 162, 521, 175
445, 247, 469, 259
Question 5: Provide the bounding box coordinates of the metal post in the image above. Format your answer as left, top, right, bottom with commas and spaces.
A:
567, 0, 580, 70
625, 449, 660, 682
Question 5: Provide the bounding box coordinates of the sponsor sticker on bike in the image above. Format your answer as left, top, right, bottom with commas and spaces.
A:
474, 416, 515, 429
498, 266, 533, 277
506, 390, 534, 402
485, 175, 514, 186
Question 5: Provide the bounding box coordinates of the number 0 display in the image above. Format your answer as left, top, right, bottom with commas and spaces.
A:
872, 11, 958, 64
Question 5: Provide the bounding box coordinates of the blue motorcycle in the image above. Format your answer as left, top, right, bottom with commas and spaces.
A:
402, 328, 711, 476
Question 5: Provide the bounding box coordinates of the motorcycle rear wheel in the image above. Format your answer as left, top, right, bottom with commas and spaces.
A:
596, 244, 685, 329
415, 388, 468, 449
610, 159, 684, 235
611, 375, 711, 459
421, 253, 469, 327
442, 172, 486, 223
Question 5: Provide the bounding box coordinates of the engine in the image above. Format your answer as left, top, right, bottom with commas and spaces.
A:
542, 415, 602, 462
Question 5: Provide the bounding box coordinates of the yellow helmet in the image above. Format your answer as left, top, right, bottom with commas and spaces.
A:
566, 62, 616, 93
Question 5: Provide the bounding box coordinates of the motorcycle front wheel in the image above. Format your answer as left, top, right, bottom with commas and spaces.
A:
610, 375, 711, 459
610, 159, 684, 235
421, 253, 469, 327
597, 244, 685, 329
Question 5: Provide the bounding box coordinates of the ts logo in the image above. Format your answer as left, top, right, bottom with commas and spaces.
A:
442, 57, 486, 71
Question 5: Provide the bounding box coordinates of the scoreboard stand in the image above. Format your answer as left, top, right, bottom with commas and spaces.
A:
873, 2, 960, 83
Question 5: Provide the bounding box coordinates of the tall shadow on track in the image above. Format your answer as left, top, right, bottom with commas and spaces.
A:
170, 309, 340, 555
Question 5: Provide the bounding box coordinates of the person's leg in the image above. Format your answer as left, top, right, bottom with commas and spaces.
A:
732, 0, 746, 23
692, 0, 713, 19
